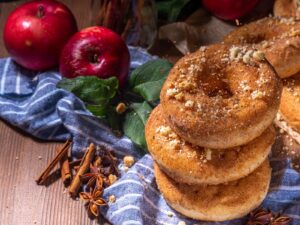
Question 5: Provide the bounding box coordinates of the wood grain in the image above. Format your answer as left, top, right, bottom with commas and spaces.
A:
0, 1, 105, 225
0, 121, 104, 225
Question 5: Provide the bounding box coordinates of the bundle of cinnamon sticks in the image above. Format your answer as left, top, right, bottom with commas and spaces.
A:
36, 140, 72, 185
36, 141, 118, 197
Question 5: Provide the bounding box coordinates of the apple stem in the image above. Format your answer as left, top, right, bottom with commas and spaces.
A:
93, 54, 99, 63
89, 54, 99, 63
37, 5, 45, 18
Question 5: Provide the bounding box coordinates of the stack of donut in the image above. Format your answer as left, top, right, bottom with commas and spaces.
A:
145, 43, 282, 221
223, 13, 300, 135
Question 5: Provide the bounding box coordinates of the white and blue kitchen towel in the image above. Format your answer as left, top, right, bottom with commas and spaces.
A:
0, 47, 299, 225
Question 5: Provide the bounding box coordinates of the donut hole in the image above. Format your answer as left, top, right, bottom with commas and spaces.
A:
198, 70, 233, 99
243, 34, 267, 44
203, 85, 233, 98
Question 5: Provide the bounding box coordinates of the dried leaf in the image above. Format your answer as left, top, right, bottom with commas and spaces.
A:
158, 9, 234, 54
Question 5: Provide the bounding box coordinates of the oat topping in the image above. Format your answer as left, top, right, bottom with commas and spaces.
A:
166, 88, 178, 97
116, 102, 126, 114
197, 103, 203, 112
229, 46, 241, 60
177, 221, 186, 225
205, 148, 212, 161
167, 211, 174, 217
240, 81, 251, 91
185, 100, 194, 108
108, 174, 118, 185
124, 166, 129, 172
108, 195, 116, 203
261, 40, 270, 49
256, 76, 269, 87
279, 17, 296, 25
123, 155, 135, 168
199, 46, 207, 52
252, 51, 265, 61
251, 90, 264, 99
156, 126, 172, 136
156, 126, 182, 150
229, 46, 265, 65
174, 92, 185, 101
242, 54, 251, 64
169, 139, 180, 149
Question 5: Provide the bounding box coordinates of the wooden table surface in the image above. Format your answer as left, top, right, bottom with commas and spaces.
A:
0, 1, 274, 225
0, 1, 105, 225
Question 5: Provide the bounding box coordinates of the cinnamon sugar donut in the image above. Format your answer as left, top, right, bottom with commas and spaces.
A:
223, 17, 300, 78
160, 44, 281, 149
146, 105, 275, 185
154, 160, 271, 221
274, 0, 300, 19
280, 72, 300, 131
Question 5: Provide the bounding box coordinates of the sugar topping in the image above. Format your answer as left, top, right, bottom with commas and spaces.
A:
284, 77, 300, 102
279, 17, 296, 25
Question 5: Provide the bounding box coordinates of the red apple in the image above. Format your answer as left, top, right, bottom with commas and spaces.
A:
3, 0, 78, 70
202, 0, 259, 20
59, 26, 130, 88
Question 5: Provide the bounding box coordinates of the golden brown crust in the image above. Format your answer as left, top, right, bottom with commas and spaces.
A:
160, 44, 282, 149
223, 16, 300, 78
274, 0, 300, 19
146, 105, 275, 185
154, 160, 271, 221
280, 72, 300, 131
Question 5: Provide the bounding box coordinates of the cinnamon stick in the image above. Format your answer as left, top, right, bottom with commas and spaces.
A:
36, 140, 71, 185
57, 148, 71, 186
69, 143, 96, 197
69, 158, 82, 168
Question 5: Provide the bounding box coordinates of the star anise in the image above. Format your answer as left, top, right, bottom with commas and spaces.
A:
80, 164, 103, 189
246, 208, 291, 225
247, 208, 273, 225
93, 156, 102, 167
79, 187, 107, 217
270, 214, 291, 225
96, 147, 119, 177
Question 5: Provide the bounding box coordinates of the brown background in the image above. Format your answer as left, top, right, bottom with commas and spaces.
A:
0, 0, 274, 225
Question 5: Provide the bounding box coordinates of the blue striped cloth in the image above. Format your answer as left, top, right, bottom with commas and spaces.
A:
0, 47, 299, 225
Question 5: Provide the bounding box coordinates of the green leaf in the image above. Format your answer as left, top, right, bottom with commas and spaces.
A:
156, 0, 192, 22
129, 59, 173, 102
57, 76, 119, 106
123, 102, 152, 148
106, 105, 123, 131
86, 104, 107, 117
